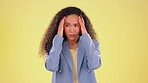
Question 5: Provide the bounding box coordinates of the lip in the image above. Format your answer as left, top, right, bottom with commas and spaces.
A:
69, 34, 75, 38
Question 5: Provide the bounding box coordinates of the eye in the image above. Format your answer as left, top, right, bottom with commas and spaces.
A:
65, 24, 70, 27
74, 24, 79, 27
74, 24, 77, 27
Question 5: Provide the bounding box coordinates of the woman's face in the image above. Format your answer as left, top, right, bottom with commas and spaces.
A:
64, 14, 81, 41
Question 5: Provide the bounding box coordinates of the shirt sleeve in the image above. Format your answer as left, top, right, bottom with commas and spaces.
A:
45, 35, 64, 72
80, 33, 101, 70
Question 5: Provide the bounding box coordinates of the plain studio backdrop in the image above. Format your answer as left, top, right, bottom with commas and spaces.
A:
0, 0, 148, 83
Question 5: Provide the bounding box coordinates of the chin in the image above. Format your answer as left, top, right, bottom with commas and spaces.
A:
67, 37, 76, 41
69, 38, 75, 41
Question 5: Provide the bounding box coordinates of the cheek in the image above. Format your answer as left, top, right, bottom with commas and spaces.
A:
64, 27, 69, 35
76, 28, 81, 34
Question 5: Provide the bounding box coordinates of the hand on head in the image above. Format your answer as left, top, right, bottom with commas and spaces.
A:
57, 15, 88, 37
57, 17, 65, 37
78, 15, 87, 35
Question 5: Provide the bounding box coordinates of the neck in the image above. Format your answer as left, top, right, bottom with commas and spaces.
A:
67, 38, 79, 49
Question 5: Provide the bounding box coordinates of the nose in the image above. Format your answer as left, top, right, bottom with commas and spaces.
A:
69, 27, 75, 32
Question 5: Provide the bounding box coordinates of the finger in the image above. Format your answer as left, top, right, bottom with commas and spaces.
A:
78, 16, 83, 26
82, 18, 84, 23
59, 17, 65, 28
80, 15, 85, 25
79, 15, 87, 34
79, 16, 85, 28
62, 17, 65, 26
57, 17, 65, 36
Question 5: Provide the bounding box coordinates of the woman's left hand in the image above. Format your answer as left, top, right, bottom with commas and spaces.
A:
79, 16, 88, 35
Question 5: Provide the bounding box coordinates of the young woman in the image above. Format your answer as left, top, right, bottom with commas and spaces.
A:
39, 6, 101, 83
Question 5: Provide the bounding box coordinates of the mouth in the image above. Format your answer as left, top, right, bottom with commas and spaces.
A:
69, 34, 76, 38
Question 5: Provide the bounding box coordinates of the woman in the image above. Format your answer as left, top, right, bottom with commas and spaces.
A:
39, 6, 101, 83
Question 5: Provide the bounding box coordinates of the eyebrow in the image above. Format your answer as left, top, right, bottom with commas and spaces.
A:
65, 22, 79, 24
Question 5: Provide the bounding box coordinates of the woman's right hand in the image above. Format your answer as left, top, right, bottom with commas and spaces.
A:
57, 17, 65, 37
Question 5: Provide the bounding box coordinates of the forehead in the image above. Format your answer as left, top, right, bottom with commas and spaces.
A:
65, 14, 79, 23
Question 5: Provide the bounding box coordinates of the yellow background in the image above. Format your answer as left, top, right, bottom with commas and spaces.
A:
0, 0, 148, 83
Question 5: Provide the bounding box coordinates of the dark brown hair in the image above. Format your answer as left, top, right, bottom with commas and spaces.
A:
39, 6, 97, 57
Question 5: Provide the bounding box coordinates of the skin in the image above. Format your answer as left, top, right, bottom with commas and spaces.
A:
57, 14, 87, 49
